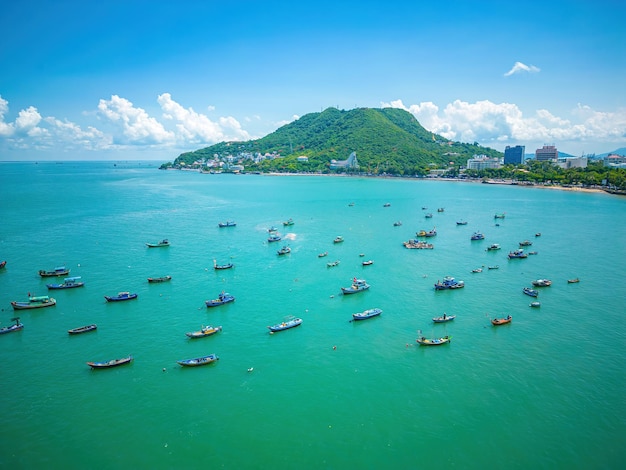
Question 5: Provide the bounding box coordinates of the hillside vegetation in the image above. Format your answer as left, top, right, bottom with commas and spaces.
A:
164, 107, 502, 175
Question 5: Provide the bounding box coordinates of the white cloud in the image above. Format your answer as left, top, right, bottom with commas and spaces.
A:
0, 96, 14, 136
504, 61, 540, 77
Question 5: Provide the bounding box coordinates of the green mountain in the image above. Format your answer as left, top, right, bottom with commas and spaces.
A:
163, 107, 502, 175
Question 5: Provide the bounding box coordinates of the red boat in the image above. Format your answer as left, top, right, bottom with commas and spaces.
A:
491, 315, 512, 326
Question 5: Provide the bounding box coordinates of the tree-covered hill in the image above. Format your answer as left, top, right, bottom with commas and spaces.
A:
163, 107, 502, 175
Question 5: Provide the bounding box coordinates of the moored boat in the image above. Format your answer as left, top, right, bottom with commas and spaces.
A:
352, 308, 382, 321
0, 317, 23, 334
486, 243, 501, 251
205, 292, 235, 307
532, 279, 552, 287
425, 213, 433, 218
283, 218, 294, 226
434, 276, 464, 290
508, 249, 528, 259
68, 324, 97, 335
327, 260, 340, 267
456, 221, 468, 225
341, 277, 370, 294
87, 355, 133, 369
177, 354, 219, 367
104, 292, 137, 302
318, 251, 328, 257
494, 213, 506, 219
416, 335, 451, 346
267, 234, 281, 243
146, 239, 169, 248
488, 265, 499, 270
186, 325, 222, 339
11, 296, 56, 310
471, 268, 483, 273
268, 316, 302, 332
362, 260, 373, 266
214, 259, 234, 270
529, 301, 541, 308
46, 276, 84, 289
432, 313, 455, 323
0, 260, 6, 269
277, 246, 291, 255
333, 236, 344, 243
523, 287, 539, 297
403, 240, 434, 249
471, 231, 485, 240
567, 278, 580, 283
393, 221, 402, 226
39, 266, 70, 277
416, 227, 437, 237
491, 315, 512, 325
218, 221, 236, 227
519, 240, 533, 247
148, 275, 172, 283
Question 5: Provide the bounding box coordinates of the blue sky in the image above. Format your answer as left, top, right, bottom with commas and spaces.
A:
1, 0, 625, 161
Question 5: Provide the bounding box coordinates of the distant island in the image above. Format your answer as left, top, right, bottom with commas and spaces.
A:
159, 107, 626, 192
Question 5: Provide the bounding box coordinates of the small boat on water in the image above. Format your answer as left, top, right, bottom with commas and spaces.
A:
205, 292, 235, 307
39, 266, 70, 277
177, 354, 219, 367
491, 315, 512, 325
277, 246, 291, 255
535, 232, 542, 237
87, 355, 133, 369
268, 316, 302, 332
218, 221, 236, 227
46, 276, 84, 289
523, 287, 539, 297
416, 227, 437, 237
403, 240, 434, 249
362, 260, 373, 266
529, 302, 541, 308
352, 308, 382, 321
488, 265, 499, 270
437, 208, 445, 212
327, 260, 340, 267
0, 260, 6, 269
567, 278, 580, 284
494, 213, 506, 219
393, 221, 402, 226
471, 268, 483, 273
432, 313, 455, 323
214, 260, 234, 270
471, 231, 485, 240
434, 276, 464, 290
425, 213, 433, 218
68, 324, 97, 335
333, 236, 344, 243
456, 221, 468, 225
148, 275, 172, 283
0, 317, 23, 334
528, 251, 538, 255
104, 292, 138, 302
519, 240, 533, 247
318, 251, 328, 258
283, 218, 294, 226
508, 249, 528, 259
532, 279, 552, 287
383, 203, 391, 207
267, 234, 281, 243
486, 243, 501, 251
341, 278, 370, 294
186, 325, 222, 339
416, 335, 451, 346
146, 239, 170, 248
268, 226, 278, 233
11, 296, 56, 310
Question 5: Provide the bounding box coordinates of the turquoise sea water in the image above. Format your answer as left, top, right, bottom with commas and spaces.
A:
0, 161, 625, 469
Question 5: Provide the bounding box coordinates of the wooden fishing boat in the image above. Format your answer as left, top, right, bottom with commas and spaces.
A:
333, 236, 344, 243
529, 302, 541, 308
318, 251, 328, 258
567, 278, 580, 284
488, 265, 499, 270
416, 335, 451, 346
327, 260, 340, 267
267, 234, 281, 243
491, 316, 512, 325
218, 221, 236, 227
523, 287, 539, 297
283, 218, 294, 226
146, 239, 169, 248
104, 292, 138, 302
0, 317, 23, 334
214, 259, 234, 270
277, 246, 291, 255
148, 275, 172, 283
205, 292, 235, 307
177, 354, 219, 367
471, 231, 485, 240
68, 324, 97, 335
46, 276, 84, 289
0, 260, 6, 269
341, 278, 370, 294
352, 308, 382, 321
39, 266, 70, 277
186, 325, 222, 339
532, 279, 552, 287
268, 316, 302, 332
434, 276, 464, 290
432, 313, 455, 323
87, 355, 133, 369
486, 243, 501, 251
11, 296, 56, 310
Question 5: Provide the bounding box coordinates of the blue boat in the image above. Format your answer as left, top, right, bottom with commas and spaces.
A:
508, 249, 528, 259
471, 231, 485, 240
416, 335, 451, 346
268, 316, 302, 332
433, 313, 455, 323
46, 276, 84, 289
104, 292, 138, 302
87, 355, 133, 369
268, 234, 281, 243
213, 260, 234, 270
205, 292, 235, 307
177, 354, 219, 367
352, 308, 382, 321
523, 287, 539, 297
277, 246, 291, 255
0, 317, 23, 334
341, 278, 370, 294
434, 276, 464, 290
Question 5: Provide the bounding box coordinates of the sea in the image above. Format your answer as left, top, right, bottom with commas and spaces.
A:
0, 161, 625, 469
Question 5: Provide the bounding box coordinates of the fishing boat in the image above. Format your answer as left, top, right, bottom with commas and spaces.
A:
434, 276, 464, 290
416, 227, 437, 237
494, 213, 506, 219
425, 213, 433, 218
283, 218, 294, 226
214, 260, 234, 270
529, 302, 541, 308
456, 221, 468, 225
0, 260, 6, 269
567, 278, 580, 284
333, 236, 344, 243
519, 240, 533, 247
38, 266, 70, 277
205, 292, 235, 307
46, 276, 84, 289
437, 208, 445, 212
393, 221, 402, 226
277, 246, 291, 255
148, 275, 172, 283
416, 335, 451, 346
508, 249, 528, 259
471, 231, 485, 240
104, 292, 138, 302
11, 296, 56, 310
68, 324, 97, 335
327, 260, 340, 267
218, 221, 236, 227
352, 308, 382, 321
267, 234, 281, 243
403, 240, 434, 249
268, 226, 278, 233
532, 279, 552, 287
528, 251, 538, 255
0, 317, 23, 334
523, 287, 539, 297
488, 265, 499, 270
471, 268, 483, 273
383, 203, 391, 207
491, 315, 512, 325
341, 278, 370, 294
186, 325, 222, 339
87, 355, 133, 369
362, 260, 373, 266
535, 232, 542, 237
268, 316, 302, 332
146, 239, 169, 248
177, 354, 219, 367
318, 251, 328, 258
486, 243, 501, 251
432, 313, 455, 323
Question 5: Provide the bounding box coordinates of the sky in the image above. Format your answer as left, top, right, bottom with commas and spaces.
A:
1, 0, 625, 161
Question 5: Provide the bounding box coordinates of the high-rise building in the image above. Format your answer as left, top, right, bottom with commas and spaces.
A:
504, 145, 525, 165
535, 145, 558, 162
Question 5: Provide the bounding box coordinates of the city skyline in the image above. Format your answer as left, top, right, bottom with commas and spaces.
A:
1, 1, 625, 161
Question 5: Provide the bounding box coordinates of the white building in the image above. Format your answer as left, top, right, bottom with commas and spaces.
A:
557, 156, 588, 169
466, 155, 501, 170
